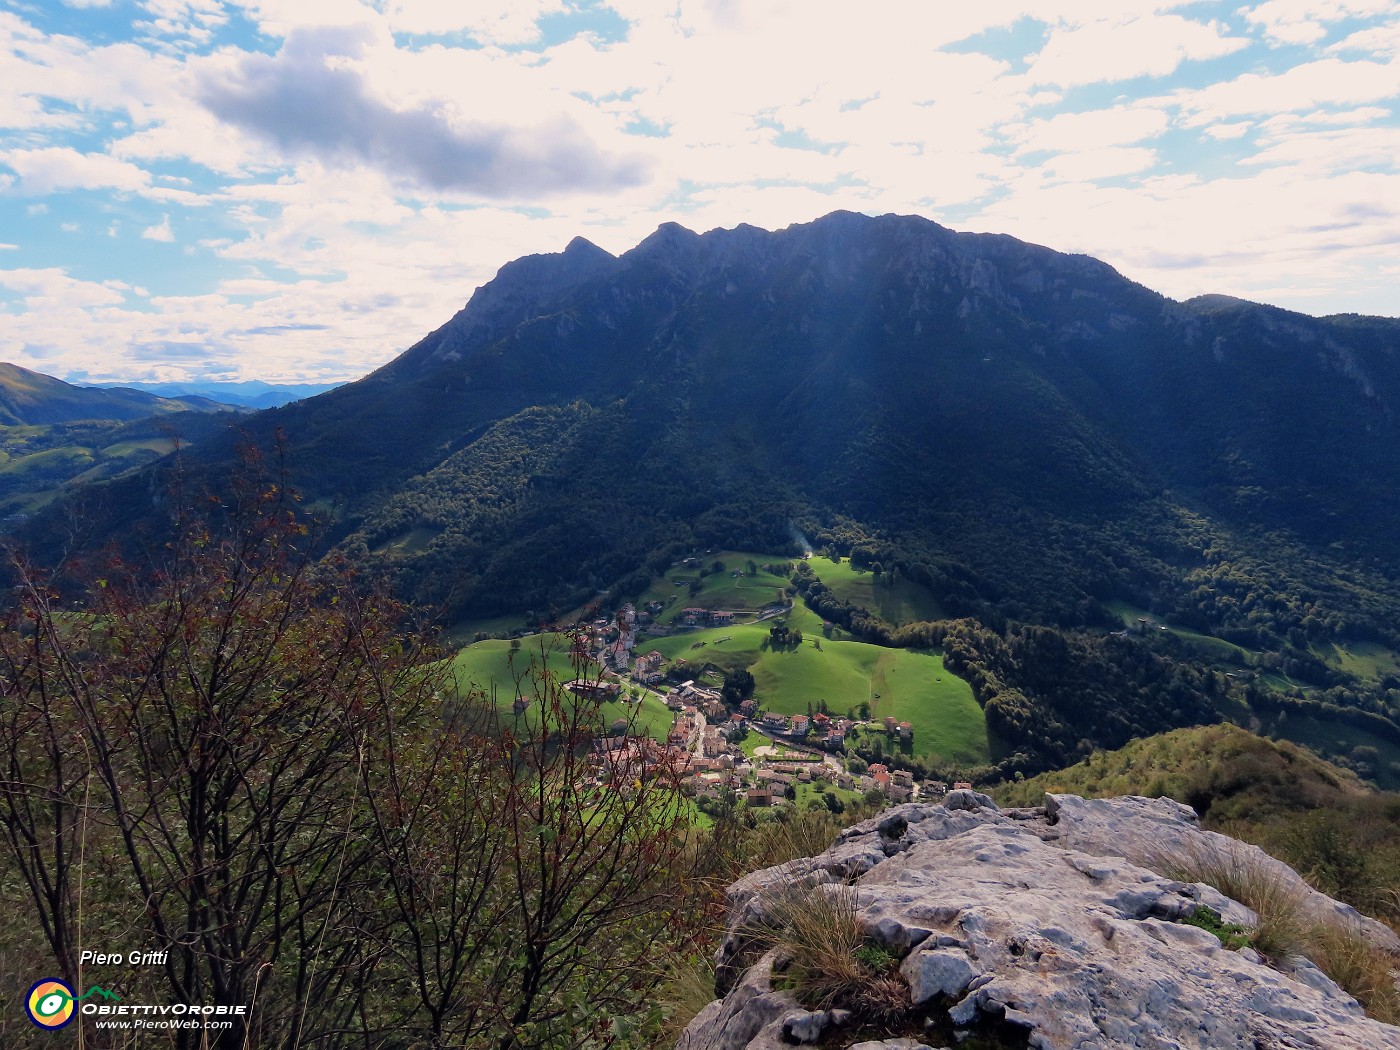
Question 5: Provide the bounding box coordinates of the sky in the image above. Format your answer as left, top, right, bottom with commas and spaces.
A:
1, 1, 1398, 385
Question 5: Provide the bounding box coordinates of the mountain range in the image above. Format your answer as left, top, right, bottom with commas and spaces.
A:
82, 378, 342, 410
18, 212, 1400, 659
0, 362, 235, 424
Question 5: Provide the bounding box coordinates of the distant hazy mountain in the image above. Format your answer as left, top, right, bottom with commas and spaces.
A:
0, 362, 238, 424
83, 378, 342, 410
22, 213, 1400, 654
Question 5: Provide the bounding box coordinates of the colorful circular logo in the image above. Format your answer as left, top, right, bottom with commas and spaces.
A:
26, 979, 76, 1029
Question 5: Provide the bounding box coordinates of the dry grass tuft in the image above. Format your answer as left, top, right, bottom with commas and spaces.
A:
1157, 836, 1400, 1025
768, 883, 867, 1008
654, 954, 721, 1044
756, 812, 848, 874
764, 883, 912, 1020
1303, 921, 1400, 1026
1157, 838, 1310, 962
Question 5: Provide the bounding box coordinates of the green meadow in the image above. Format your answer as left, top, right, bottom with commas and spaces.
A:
647, 609, 989, 766
788, 779, 867, 812
637, 550, 795, 616
445, 635, 673, 743
806, 555, 946, 626
372, 524, 440, 557
99, 437, 178, 457
1316, 639, 1400, 682
0, 427, 188, 514
0, 445, 94, 476
1107, 601, 1254, 668
1263, 714, 1400, 791
447, 575, 990, 766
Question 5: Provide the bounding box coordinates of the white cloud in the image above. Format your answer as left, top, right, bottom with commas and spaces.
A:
1245, 0, 1395, 46
223, 0, 389, 37
192, 22, 651, 197
973, 164, 1400, 314
0, 13, 193, 137
1328, 18, 1400, 57
1244, 122, 1400, 173
0, 242, 17, 250
0, 148, 151, 195
380, 0, 565, 43
1176, 56, 1400, 121
1011, 105, 1170, 155
1040, 146, 1159, 181
1027, 14, 1248, 87
1294, 105, 1392, 123
136, 0, 229, 48
0, 268, 128, 307
1204, 121, 1252, 139
141, 215, 175, 241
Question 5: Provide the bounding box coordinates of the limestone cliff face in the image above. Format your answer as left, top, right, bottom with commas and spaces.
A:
678, 792, 1400, 1050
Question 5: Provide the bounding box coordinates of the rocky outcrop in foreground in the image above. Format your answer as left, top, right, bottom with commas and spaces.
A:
678, 792, 1400, 1050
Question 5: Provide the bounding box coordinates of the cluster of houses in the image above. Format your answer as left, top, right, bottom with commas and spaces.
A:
570, 592, 938, 811
681, 747, 942, 809
677, 608, 737, 628
636, 678, 936, 808
756, 710, 852, 750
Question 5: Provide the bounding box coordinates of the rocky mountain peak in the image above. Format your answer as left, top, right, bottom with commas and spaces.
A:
629, 220, 702, 258
396, 234, 620, 370
562, 234, 612, 262
680, 792, 1400, 1050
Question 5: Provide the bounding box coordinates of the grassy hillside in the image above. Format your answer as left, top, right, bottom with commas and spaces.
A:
0, 416, 229, 516
0, 361, 231, 425
1105, 600, 1264, 670
635, 551, 794, 616
0, 366, 237, 516
806, 555, 945, 626
1106, 601, 1400, 691
1319, 640, 1400, 682
995, 723, 1367, 823
1264, 713, 1400, 791
446, 634, 673, 743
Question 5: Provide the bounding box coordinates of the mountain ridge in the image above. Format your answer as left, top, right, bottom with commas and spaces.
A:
16, 211, 1400, 652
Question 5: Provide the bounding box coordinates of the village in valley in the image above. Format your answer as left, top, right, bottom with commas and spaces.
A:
548, 555, 967, 817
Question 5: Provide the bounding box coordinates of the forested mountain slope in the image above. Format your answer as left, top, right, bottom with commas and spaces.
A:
22, 212, 1400, 654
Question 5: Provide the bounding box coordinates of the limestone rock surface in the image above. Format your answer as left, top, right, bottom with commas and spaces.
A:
679, 793, 1400, 1050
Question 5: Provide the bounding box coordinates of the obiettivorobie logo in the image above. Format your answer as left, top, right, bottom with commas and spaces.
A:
25, 979, 121, 1029
24, 975, 248, 1033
